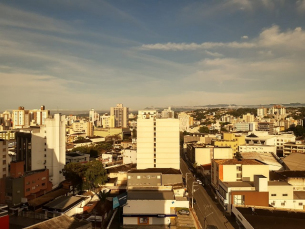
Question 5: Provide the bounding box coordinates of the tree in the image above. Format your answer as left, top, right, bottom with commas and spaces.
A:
199, 126, 209, 133
63, 160, 108, 192
82, 161, 107, 191
63, 162, 85, 194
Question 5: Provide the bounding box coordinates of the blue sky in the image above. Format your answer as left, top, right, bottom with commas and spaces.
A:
1, 0, 305, 110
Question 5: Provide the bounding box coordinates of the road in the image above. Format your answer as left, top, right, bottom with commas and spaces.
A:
181, 158, 234, 229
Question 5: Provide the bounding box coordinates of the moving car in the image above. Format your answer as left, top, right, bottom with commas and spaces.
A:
197, 179, 202, 185
178, 209, 190, 215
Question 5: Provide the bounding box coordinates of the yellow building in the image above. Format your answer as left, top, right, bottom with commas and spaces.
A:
94, 127, 123, 139
213, 133, 245, 154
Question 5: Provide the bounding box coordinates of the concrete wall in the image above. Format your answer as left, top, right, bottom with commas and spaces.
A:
123, 199, 188, 225
242, 165, 269, 182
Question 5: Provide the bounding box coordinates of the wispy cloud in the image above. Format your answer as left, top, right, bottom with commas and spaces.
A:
139, 41, 256, 51
297, 0, 305, 13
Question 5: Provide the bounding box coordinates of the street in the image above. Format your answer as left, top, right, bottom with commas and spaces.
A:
181, 158, 235, 229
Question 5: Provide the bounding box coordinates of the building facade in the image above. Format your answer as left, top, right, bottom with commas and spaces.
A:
137, 117, 179, 170
110, 104, 129, 128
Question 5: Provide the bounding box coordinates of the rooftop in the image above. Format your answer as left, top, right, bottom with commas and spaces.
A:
270, 171, 305, 181
214, 159, 265, 165
128, 168, 181, 174
221, 181, 254, 188
268, 181, 291, 186
24, 214, 91, 229
128, 190, 175, 200
283, 153, 305, 171
43, 196, 88, 212
235, 206, 305, 229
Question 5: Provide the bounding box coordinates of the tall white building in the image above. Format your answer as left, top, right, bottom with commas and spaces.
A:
110, 104, 129, 128
13, 106, 30, 129
178, 112, 190, 132
161, 107, 174, 119
31, 114, 66, 188
89, 109, 100, 127
137, 112, 180, 170
101, 114, 115, 128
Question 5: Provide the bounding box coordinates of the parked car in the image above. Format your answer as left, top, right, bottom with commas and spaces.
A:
178, 209, 190, 215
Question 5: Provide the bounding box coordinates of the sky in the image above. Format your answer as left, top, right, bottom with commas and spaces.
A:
1, 0, 305, 111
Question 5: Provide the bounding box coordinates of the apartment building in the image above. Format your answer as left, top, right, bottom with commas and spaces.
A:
239, 144, 276, 154
89, 108, 100, 127
257, 107, 268, 117
283, 140, 305, 156
110, 104, 129, 128
213, 133, 245, 154
31, 114, 66, 188
186, 144, 233, 166
5, 161, 52, 207
178, 112, 191, 132
161, 107, 174, 119
13, 106, 30, 129
242, 113, 254, 123
218, 175, 269, 213
257, 122, 275, 134
137, 114, 179, 170
211, 159, 269, 190
29, 105, 50, 126
101, 114, 115, 128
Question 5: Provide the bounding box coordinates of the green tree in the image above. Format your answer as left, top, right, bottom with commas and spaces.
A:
199, 126, 209, 133
63, 160, 108, 192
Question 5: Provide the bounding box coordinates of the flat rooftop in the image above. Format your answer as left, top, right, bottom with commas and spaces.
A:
128, 190, 175, 200
129, 168, 181, 174
221, 181, 254, 188
268, 181, 291, 186
214, 159, 265, 165
236, 206, 305, 229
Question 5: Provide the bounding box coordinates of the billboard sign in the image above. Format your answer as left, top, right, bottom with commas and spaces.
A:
113, 192, 127, 209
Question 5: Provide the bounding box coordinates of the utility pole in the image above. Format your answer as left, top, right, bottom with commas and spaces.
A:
186, 172, 191, 189
192, 181, 195, 208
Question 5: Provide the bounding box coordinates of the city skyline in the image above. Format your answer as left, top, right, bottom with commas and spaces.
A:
1, 0, 305, 110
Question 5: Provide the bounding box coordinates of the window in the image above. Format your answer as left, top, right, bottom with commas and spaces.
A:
281, 202, 285, 206
157, 175, 161, 179
128, 176, 131, 179
42, 183, 45, 186
137, 176, 141, 179
2, 155, 5, 158
41, 177, 46, 180
282, 194, 288, 196
271, 194, 276, 196
271, 201, 275, 205
299, 202, 303, 206
26, 188, 30, 192
234, 195, 245, 205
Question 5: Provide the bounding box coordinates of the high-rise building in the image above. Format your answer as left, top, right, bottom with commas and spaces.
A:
257, 107, 267, 117
110, 104, 129, 128
29, 105, 50, 126
178, 112, 190, 132
101, 114, 115, 128
137, 110, 179, 170
242, 113, 254, 123
14, 114, 66, 189
31, 114, 66, 188
12, 106, 30, 129
89, 108, 100, 127
161, 107, 174, 118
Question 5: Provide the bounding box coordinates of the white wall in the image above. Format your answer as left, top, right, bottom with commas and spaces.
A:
32, 114, 66, 188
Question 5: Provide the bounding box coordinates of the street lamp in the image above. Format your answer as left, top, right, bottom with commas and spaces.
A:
191, 181, 198, 208
185, 172, 191, 189
204, 212, 213, 229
